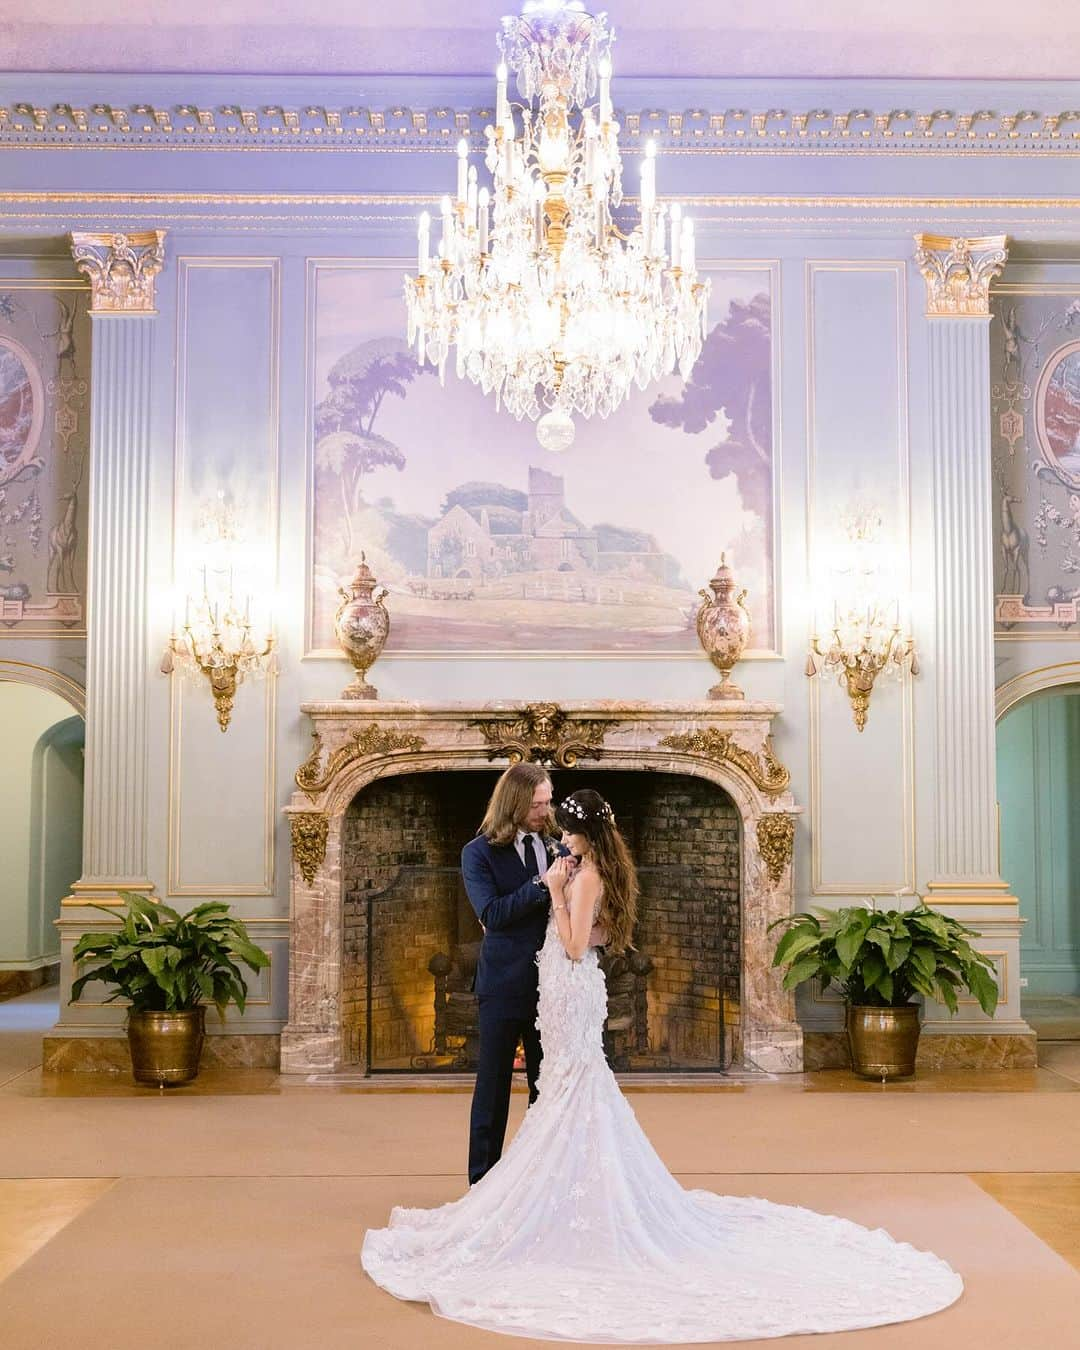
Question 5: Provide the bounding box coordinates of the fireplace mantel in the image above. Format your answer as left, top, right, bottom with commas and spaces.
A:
281, 699, 803, 1076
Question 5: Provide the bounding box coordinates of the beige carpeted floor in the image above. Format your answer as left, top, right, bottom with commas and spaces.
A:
2, 988, 1079, 1349
0, 1173, 1075, 1350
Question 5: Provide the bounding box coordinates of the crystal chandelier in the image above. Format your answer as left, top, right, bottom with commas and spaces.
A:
404, 0, 710, 451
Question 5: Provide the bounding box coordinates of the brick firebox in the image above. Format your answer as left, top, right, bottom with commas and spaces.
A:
341, 770, 741, 1072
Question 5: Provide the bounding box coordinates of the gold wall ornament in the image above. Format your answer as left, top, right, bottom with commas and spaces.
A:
696, 554, 751, 699
473, 702, 614, 768
913, 233, 1009, 317
333, 553, 390, 700
294, 724, 426, 798
69, 229, 167, 313
657, 728, 791, 796
290, 812, 329, 887
756, 813, 796, 885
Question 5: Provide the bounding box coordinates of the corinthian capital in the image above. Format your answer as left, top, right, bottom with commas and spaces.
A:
913, 233, 1008, 318
69, 229, 167, 313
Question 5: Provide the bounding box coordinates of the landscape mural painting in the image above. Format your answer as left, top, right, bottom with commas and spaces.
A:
0, 284, 90, 635
991, 294, 1080, 635
308, 262, 777, 655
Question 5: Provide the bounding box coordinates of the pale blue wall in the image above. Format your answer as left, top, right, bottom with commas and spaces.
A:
5, 73, 1080, 1035
997, 690, 1080, 995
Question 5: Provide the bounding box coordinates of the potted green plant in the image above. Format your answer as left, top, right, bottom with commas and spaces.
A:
769, 900, 999, 1079
70, 892, 270, 1086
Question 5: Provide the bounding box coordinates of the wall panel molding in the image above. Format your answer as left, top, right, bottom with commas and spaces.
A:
167, 256, 280, 897
805, 259, 916, 896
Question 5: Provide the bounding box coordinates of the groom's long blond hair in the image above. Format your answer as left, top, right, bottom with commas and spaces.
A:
479, 763, 554, 848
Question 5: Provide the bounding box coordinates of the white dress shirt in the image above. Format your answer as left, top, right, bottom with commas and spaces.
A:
514, 829, 549, 878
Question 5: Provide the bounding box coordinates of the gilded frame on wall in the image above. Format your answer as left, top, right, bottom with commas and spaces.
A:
303, 257, 782, 661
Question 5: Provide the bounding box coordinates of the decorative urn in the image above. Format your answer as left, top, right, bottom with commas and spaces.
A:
696, 554, 751, 700
333, 553, 390, 700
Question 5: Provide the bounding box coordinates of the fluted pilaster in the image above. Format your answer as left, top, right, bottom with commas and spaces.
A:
928, 317, 1002, 883
67, 231, 166, 900
912, 234, 1008, 888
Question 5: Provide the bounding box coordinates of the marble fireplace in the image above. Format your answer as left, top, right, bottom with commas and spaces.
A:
281, 701, 803, 1075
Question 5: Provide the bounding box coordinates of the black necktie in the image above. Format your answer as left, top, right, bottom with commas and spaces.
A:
521, 834, 540, 880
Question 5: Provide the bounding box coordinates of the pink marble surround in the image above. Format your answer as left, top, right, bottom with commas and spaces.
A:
280, 700, 803, 1075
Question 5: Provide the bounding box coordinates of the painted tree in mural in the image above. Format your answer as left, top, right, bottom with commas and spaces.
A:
648, 292, 772, 520
315, 337, 428, 557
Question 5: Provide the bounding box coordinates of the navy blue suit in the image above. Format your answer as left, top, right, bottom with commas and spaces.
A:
461, 831, 565, 1184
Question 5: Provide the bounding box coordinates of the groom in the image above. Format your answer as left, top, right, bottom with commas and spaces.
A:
461, 761, 565, 1184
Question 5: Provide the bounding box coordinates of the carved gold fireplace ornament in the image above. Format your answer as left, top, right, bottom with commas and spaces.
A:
658, 728, 791, 797
472, 702, 614, 768
295, 724, 426, 799
290, 811, 329, 886
756, 813, 796, 885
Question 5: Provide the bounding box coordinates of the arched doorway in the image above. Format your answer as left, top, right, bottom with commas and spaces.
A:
997, 682, 1080, 1037
0, 677, 85, 1001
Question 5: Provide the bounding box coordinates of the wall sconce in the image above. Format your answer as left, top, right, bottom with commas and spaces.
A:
805, 507, 918, 732
160, 494, 276, 732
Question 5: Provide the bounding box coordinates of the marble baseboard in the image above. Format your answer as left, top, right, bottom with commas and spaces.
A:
0, 965, 60, 1002
802, 1032, 852, 1071
42, 1034, 281, 1074
803, 1029, 1038, 1072
916, 1032, 1038, 1070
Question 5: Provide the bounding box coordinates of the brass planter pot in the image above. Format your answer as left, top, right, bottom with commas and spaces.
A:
846, 1003, 921, 1080
127, 1007, 206, 1086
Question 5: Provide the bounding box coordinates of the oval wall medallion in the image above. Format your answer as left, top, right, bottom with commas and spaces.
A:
1035, 338, 1080, 491
0, 335, 46, 489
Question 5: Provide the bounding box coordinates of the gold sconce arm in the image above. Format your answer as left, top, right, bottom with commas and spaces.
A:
162, 617, 276, 733
806, 626, 918, 733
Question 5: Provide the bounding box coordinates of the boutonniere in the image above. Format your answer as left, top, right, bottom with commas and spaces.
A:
544, 840, 558, 862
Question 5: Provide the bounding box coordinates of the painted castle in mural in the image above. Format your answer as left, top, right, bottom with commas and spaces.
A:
426, 467, 671, 585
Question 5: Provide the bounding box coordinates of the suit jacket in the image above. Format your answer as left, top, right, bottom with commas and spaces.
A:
461, 832, 567, 1008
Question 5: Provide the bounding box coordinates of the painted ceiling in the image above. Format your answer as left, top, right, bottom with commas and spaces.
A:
1, 0, 1078, 79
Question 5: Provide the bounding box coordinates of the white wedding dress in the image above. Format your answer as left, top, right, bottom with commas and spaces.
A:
362, 900, 963, 1343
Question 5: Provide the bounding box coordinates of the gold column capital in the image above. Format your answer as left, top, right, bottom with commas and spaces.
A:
912, 233, 1008, 318
69, 229, 167, 314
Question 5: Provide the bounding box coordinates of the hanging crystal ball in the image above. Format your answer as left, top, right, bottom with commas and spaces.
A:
536, 408, 576, 452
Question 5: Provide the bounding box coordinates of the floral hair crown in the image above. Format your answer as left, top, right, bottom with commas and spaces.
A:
559, 794, 616, 826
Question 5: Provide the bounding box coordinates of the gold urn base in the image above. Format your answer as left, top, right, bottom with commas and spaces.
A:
127, 1008, 206, 1086
846, 1003, 922, 1080
708, 672, 745, 701
342, 675, 379, 701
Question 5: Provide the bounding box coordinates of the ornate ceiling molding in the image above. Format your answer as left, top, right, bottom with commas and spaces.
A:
3, 101, 1080, 154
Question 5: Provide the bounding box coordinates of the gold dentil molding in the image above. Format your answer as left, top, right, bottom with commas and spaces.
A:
5, 102, 1080, 155
913, 233, 1009, 317
69, 229, 167, 313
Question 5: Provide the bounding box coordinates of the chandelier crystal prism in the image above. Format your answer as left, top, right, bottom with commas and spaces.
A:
403, 0, 710, 451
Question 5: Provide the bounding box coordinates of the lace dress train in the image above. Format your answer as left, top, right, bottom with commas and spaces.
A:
361, 916, 963, 1343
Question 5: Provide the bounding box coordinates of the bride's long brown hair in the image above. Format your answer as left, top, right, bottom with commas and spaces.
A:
554, 789, 638, 954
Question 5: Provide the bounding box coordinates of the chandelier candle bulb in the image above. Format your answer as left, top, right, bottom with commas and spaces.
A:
468, 165, 478, 219
417, 211, 430, 275
478, 188, 490, 253
598, 53, 612, 124
496, 62, 509, 127
456, 138, 469, 203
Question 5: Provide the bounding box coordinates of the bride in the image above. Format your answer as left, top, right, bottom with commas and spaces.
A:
362, 788, 963, 1343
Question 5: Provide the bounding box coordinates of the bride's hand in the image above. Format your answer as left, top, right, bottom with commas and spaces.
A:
545, 855, 573, 893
